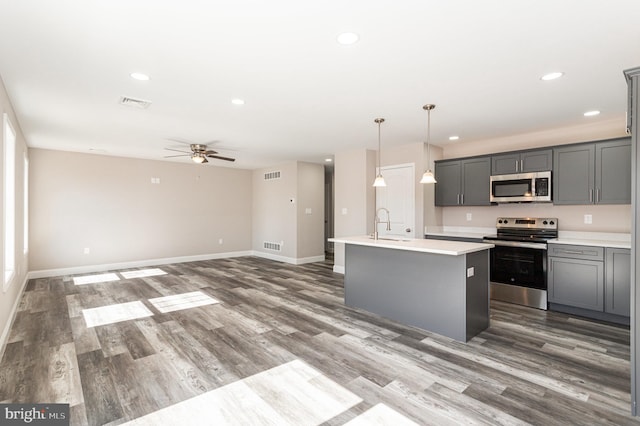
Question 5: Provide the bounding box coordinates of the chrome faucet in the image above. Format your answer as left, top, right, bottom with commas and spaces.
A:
373, 207, 391, 240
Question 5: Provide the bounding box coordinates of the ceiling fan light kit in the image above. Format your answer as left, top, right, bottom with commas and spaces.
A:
164, 143, 236, 164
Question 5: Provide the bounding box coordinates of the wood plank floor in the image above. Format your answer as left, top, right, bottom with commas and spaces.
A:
1, 256, 638, 425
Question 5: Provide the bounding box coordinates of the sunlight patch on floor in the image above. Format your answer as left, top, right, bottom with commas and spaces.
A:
73, 273, 120, 285
122, 359, 362, 425
148, 291, 219, 313
120, 268, 168, 279
82, 301, 154, 328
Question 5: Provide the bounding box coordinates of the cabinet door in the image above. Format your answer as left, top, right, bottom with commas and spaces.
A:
553, 144, 594, 205
595, 138, 631, 204
548, 256, 604, 311
491, 153, 519, 175
435, 161, 461, 206
605, 248, 630, 316
521, 149, 553, 173
461, 157, 491, 206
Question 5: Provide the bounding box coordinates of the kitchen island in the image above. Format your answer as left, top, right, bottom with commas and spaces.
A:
330, 236, 494, 342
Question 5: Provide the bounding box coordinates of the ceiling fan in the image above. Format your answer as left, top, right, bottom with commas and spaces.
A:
164, 144, 235, 163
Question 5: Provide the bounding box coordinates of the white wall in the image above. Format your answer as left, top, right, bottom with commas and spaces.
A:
29, 149, 253, 272
252, 161, 325, 263
0, 76, 30, 356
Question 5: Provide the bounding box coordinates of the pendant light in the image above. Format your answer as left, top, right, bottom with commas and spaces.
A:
420, 104, 437, 184
373, 118, 386, 187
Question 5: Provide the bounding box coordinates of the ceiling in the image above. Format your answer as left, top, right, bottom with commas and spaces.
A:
0, 1, 638, 169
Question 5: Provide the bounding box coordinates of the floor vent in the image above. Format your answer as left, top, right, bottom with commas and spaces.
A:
263, 241, 282, 251
119, 96, 152, 109
264, 171, 281, 181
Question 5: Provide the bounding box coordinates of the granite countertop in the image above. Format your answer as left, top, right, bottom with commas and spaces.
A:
329, 235, 494, 256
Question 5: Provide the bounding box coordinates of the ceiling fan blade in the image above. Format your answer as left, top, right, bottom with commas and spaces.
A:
206, 154, 236, 162
164, 147, 190, 154
164, 154, 190, 158
203, 150, 218, 155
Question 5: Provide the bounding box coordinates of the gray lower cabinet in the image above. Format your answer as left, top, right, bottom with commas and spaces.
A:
553, 138, 631, 205
605, 248, 631, 317
491, 149, 552, 175
435, 157, 491, 206
548, 244, 630, 320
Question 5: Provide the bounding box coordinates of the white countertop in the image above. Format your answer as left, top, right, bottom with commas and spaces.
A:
329, 235, 494, 256
424, 226, 496, 240
549, 231, 631, 249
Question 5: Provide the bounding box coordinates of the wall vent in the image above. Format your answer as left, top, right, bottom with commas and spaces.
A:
264, 171, 281, 181
263, 241, 282, 251
119, 96, 152, 109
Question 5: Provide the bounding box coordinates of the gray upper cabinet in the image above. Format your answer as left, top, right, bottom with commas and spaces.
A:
553, 138, 631, 205
596, 139, 632, 204
491, 149, 552, 175
435, 157, 491, 206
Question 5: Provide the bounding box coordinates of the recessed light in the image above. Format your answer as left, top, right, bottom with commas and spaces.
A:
325, 158, 333, 162
231, 99, 245, 105
130, 72, 150, 81
584, 110, 600, 117
337, 32, 359, 45
541, 72, 564, 81
448, 136, 460, 141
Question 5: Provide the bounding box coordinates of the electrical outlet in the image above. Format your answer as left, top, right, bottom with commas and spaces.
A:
305, 208, 312, 215
467, 267, 475, 277
218, 238, 223, 245
83, 247, 90, 254
341, 208, 348, 215
466, 213, 472, 221
584, 214, 593, 224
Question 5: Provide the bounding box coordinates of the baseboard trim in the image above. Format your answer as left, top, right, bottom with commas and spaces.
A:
28, 251, 253, 279
333, 265, 345, 274
251, 251, 325, 265
0, 272, 31, 361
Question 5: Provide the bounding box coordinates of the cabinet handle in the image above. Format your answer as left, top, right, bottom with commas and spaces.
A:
457, 194, 460, 204
589, 189, 593, 203
558, 250, 584, 255
596, 188, 600, 203
515, 160, 519, 172
520, 159, 523, 172
461, 193, 464, 204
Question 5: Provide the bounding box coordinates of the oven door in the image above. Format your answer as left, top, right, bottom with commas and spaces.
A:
489, 243, 547, 290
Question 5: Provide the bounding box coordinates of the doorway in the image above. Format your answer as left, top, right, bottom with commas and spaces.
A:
375, 163, 415, 239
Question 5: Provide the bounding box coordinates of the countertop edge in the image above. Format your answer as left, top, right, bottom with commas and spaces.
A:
329, 236, 494, 256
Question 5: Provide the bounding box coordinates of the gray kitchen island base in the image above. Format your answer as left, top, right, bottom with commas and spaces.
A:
345, 244, 489, 342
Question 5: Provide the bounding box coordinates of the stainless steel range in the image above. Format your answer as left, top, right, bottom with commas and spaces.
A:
483, 217, 558, 310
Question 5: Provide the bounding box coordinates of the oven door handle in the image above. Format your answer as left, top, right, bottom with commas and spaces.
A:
482, 239, 548, 250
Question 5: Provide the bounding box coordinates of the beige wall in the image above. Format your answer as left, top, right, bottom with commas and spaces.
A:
438, 117, 631, 232
333, 148, 376, 269
296, 162, 325, 259
29, 149, 253, 271
0, 76, 30, 355
252, 161, 325, 262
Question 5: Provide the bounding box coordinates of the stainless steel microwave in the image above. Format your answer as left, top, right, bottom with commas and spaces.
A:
490, 171, 552, 203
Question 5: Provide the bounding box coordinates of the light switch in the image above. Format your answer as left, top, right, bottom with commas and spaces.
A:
584, 214, 592, 224
466, 213, 472, 221
305, 208, 312, 215
341, 208, 348, 215
467, 267, 474, 278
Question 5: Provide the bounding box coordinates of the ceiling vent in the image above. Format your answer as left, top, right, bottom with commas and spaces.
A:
119, 96, 152, 109
264, 171, 281, 181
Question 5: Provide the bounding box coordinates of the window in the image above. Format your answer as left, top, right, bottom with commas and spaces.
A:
3, 113, 16, 290
23, 153, 28, 254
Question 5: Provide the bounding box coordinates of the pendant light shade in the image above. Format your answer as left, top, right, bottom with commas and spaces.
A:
421, 104, 437, 184
373, 118, 386, 187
